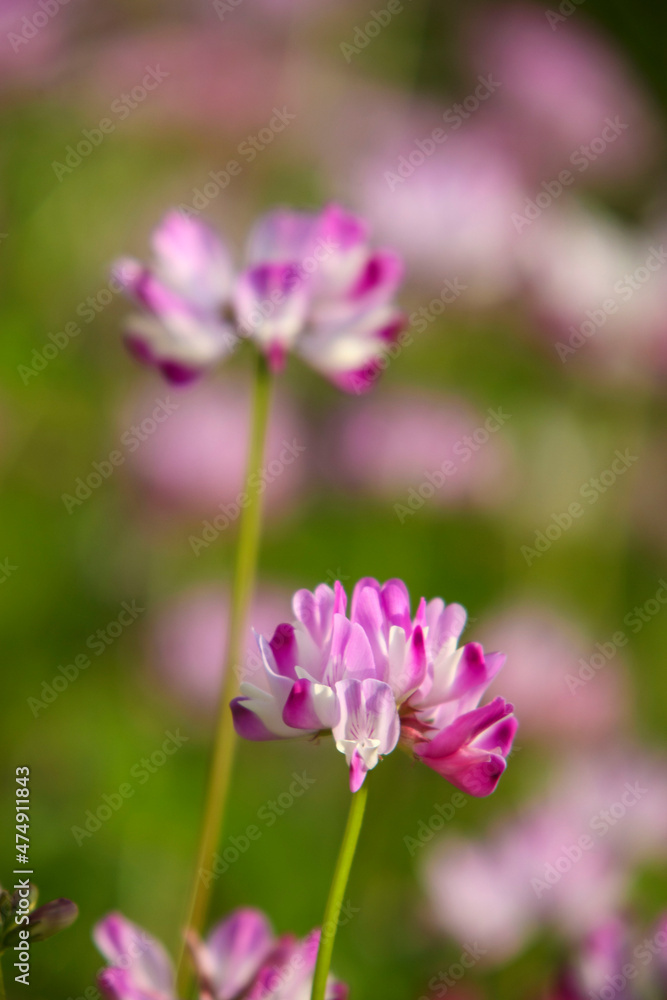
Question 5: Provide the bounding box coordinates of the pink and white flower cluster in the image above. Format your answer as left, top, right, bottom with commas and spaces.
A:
231, 578, 517, 795
94, 907, 346, 1000
114, 204, 404, 390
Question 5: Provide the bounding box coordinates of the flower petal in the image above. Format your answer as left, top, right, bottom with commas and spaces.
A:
197, 908, 274, 1000
282, 679, 339, 731
93, 913, 174, 997
151, 210, 234, 309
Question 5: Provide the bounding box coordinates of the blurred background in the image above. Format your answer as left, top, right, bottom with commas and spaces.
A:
2, 0, 667, 997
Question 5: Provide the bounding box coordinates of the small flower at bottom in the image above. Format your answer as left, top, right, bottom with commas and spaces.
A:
94, 908, 347, 1000
231, 577, 517, 795
114, 204, 405, 391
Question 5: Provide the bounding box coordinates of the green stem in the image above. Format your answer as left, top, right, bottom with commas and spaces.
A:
310, 784, 369, 1000
176, 353, 273, 996
0, 955, 6, 1000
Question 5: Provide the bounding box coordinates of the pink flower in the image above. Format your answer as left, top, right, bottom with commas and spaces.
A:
115, 205, 404, 390
94, 908, 347, 1000
422, 750, 667, 962
231, 578, 516, 794
466, 3, 656, 184
115, 212, 237, 385
122, 379, 306, 519
359, 125, 525, 306
479, 601, 629, 745
328, 388, 516, 510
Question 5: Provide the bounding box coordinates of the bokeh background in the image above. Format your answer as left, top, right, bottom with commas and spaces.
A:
3, 1, 667, 997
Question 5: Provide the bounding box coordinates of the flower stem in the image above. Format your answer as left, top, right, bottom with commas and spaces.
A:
310, 783, 369, 1000
176, 353, 273, 995
0, 956, 6, 1000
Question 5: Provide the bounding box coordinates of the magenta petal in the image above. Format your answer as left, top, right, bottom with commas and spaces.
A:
230, 698, 282, 741
282, 679, 337, 731
93, 913, 173, 997
423, 698, 514, 757
379, 578, 412, 631
474, 714, 518, 755
293, 584, 336, 645
202, 907, 274, 1000
349, 749, 367, 793
159, 360, 202, 385
269, 623, 298, 679
330, 615, 377, 681
351, 249, 404, 302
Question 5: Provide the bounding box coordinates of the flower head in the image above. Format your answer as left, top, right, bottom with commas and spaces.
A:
94, 908, 347, 1000
231, 577, 516, 795
114, 205, 404, 391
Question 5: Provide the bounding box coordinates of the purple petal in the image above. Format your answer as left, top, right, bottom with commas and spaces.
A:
328, 616, 377, 682
201, 908, 274, 1000
230, 698, 286, 741
350, 249, 404, 304
269, 623, 298, 679
235, 263, 309, 353
93, 913, 174, 996
349, 748, 368, 793
379, 578, 412, 631
159, 360, 202, 386
293, 584, 336, 646
422, 698, 514, 758
246, 208, 320, 264
282, 679, 338, 731
151, 210, 233, 309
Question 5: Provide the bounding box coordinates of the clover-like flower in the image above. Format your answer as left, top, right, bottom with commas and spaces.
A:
114, 204, 404, 391
231, 578, 517, 795
94, 907, 347, 1000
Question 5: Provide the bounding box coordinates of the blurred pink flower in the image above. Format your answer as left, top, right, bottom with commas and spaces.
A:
80, 26, 285, 134
516, 204, 667, 384
149, 582, 292, 716
422, 750, 667, 961
329, 388, 516, 510
0, 0, 67, 91
466, 3, 656, 183
479, 601, 629, 745
94, 907, 347, 1000
115, 206, 405, 389
359, 126, 525, 305
122, 376, 306, 518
